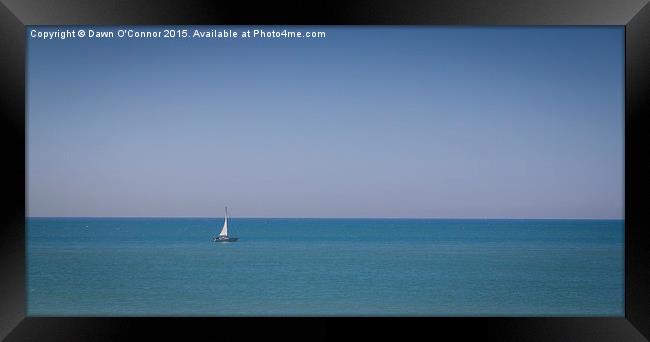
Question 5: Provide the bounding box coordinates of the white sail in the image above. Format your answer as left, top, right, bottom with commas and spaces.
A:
218, 207, 228, 237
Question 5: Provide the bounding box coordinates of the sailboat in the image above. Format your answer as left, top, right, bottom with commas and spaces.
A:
213, 206, 238, 242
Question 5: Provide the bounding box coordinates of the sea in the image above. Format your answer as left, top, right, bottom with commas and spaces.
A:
26, 218, 624, 316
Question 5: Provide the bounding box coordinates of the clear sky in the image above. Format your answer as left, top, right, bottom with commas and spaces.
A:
27, 26, 624, 218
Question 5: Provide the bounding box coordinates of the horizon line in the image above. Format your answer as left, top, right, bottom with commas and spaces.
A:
25, 216, 625, 220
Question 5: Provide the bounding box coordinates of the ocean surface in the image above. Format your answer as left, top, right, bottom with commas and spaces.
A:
27, 218, 623, 316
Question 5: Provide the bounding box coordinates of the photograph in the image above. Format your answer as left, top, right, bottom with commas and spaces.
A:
26, 26, 624, 316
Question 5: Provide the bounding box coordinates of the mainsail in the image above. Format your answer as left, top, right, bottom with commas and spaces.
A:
219, 206, 228, 237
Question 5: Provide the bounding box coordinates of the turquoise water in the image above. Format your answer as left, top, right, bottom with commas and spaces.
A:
27, 218, 624, 316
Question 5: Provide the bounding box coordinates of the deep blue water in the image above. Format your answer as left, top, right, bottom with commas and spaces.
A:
27, 218, 623, 316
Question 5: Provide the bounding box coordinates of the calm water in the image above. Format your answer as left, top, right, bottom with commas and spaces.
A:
27, 218, 623, 316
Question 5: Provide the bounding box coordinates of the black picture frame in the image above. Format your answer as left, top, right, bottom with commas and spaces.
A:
1, 0, 648, 340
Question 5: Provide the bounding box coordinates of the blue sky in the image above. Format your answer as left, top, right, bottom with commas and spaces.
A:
27, 26, 624, 218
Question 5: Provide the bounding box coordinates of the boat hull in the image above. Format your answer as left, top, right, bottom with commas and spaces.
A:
213, 237, 239, 242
